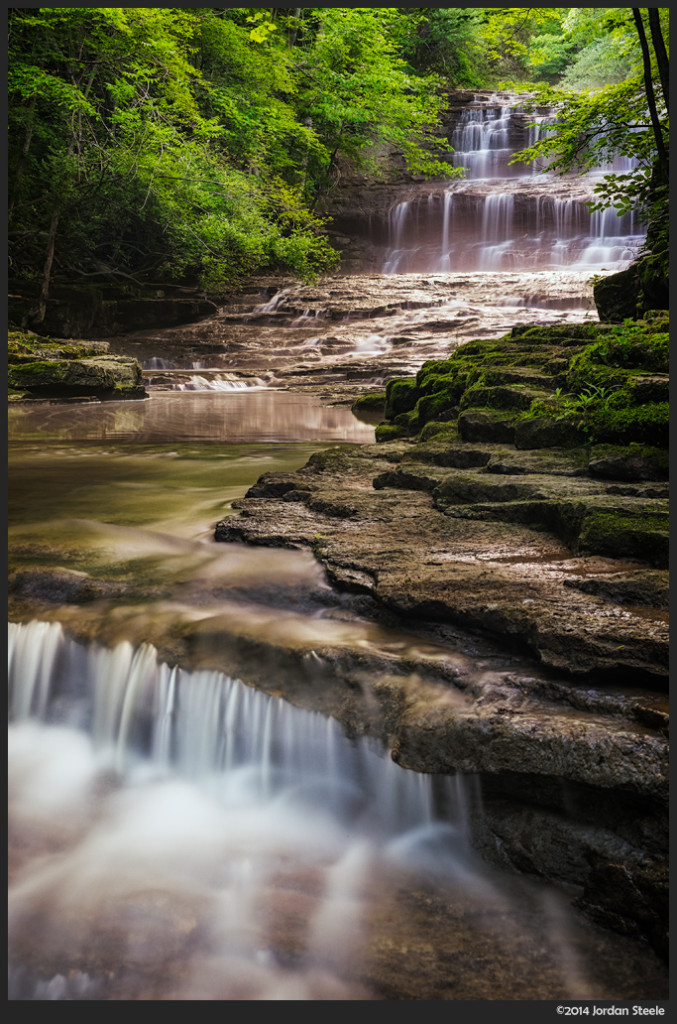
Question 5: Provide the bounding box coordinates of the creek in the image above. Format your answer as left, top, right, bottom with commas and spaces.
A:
8, 93, 667, 1001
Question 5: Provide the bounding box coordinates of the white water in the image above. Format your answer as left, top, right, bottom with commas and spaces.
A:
382, 98, 645, 275
8, 620, 487, 1000
8, 621, 447, 833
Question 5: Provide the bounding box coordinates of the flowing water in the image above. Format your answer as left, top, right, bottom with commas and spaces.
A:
379, 96, 644, 275
8, 94, 667, 1001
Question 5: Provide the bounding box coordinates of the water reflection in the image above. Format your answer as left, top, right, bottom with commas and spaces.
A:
8, 390, 376, 446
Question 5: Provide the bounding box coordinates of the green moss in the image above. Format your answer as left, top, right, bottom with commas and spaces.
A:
510, 324, 604, 344
460, 384, 541, 413
580, 511, 669, 567
8, 330, 109, 362
7, 361, 70, 388
418, 421, 458, 442
584, 402, 669, 447
385, 378, 419, 418
393, 409, 420, 434
418, 369, 472, 399
352, 392, 386, 413
415, 391, 459, 425
416, 359, 454, 387
375, 423, 409, 443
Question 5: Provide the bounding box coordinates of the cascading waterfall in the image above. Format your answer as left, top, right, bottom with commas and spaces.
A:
8, 620, 486, 999
175, 374, 262, 392
450, 104, 514, 179
8, 620, 453, 832
381, 201, 413, 273
380, 95, 646, 275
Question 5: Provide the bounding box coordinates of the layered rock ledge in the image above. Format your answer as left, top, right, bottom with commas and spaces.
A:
214, 317, 669, 955
8, 331, 147, 401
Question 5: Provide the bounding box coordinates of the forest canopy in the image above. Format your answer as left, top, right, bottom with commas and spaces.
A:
7, 7, 669, 319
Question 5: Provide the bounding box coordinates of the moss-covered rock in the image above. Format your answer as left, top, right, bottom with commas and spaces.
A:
437, 470, 550, 504
385, 377, 419, 418
352, 391, 386, 416
375, 423, 410, 443
7, 330, 147, 400
514, 417, 585, 450
460, 384, 546, 413
579, 509, 669, 568
587, 445, 669, 482
418, 421, 458, 442
458, 410, 517, 444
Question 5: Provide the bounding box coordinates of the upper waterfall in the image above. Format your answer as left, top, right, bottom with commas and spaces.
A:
359, 93, 646, 276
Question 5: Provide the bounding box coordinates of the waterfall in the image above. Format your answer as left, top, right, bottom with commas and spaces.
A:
380, 96, 646, 275
451, 104, 514, 180
479, 194, 515, 270
9, 619, 490, 999
8, 620, 467, 838
381, 201, 412, 273
438, 191, 453, 271
175, 374, 260, 392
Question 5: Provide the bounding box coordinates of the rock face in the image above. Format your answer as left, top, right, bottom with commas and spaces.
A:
214, 318, 669, 956
9, 284, 215, 339
7, 331, 147, 400
594, 260, 670, 323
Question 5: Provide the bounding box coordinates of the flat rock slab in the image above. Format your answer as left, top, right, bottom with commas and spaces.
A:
216, 442, 669, 682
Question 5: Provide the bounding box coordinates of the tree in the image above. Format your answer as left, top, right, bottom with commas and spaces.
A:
7, 8, 339, 313
8, 7, 464, 313
511, 8, 669, 314
291, 8, 460, 200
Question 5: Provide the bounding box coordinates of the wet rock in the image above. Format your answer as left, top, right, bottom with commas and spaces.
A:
458, 411, 517, 444
246, 474, 317, 499
9, 569, 129, 604
588, 445, 669, 482
563, 570, 669, 610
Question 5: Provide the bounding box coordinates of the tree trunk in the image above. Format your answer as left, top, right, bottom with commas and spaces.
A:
647, 9, 669, 113
30, 202, 61, 327
9, 93, 37, 222
631, 9, 668, 170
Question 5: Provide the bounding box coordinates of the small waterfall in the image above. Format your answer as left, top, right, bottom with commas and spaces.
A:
438, 192, 453, 271
451, 104, 513, 179
142, 357, 177, 370
479, 194, 515, 270
382, 201, 412, 273
7, 620, 464, 837
9, 619, 487, 998
249, 288, 291, 316
175, 374, 260, 392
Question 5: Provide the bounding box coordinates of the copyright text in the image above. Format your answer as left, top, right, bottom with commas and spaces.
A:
556, 1009, 665, 1017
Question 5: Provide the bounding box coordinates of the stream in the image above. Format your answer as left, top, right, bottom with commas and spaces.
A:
8, 93, 667, 1001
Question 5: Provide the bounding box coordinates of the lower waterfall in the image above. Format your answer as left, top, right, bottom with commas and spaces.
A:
7, 620, 667, 1000
8, 620, 484, 1000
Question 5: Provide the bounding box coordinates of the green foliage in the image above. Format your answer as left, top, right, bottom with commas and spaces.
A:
401, 9, 488, 88
295, 9, 459, 191
475, 8, 571, 83
8, 6, 456, 303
